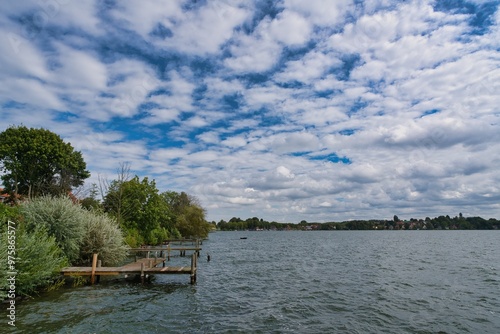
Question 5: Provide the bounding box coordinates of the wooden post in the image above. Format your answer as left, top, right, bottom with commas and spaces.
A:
190, 252, 197, 284
96, 260, 102, 284
168, 244, 171, 261
141, 262, 145, 284
91, 253, 98, 285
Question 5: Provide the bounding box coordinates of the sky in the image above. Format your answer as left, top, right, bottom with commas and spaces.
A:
0, 0, 499, 223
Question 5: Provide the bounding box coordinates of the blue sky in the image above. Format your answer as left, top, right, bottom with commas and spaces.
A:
1, 0, 499, 223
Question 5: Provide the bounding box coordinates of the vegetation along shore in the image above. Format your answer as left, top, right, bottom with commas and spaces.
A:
215, 214, 500, 231
0, 126, 211, 300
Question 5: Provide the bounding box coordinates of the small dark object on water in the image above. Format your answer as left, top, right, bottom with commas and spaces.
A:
207, 253, 211, 262
240, 237, 247, 239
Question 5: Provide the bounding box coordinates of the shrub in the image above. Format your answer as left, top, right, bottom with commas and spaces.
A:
78, 210, 129, 266
168, 227, 182, 239
0, 225, 68, 298
123, 228, 145, 248
0, 203, 20, 222
1, 197, 129, 298
20, 196, 86, 263
148, 227, 169, 246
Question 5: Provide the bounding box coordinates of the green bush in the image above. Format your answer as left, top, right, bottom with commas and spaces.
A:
0, 224, 68, 298
168, 227, 182, 240
0, 203, 20, 223
1, 197, 129, 298
148, 227, 169, 246
78, 210, 129, 266
20, 196, 86, 263
20, 196, 129, 266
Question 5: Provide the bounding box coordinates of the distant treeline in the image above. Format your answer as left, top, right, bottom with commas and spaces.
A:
213, 215, 500, 231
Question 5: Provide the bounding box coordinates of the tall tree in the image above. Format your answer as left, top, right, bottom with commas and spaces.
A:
0, 126, 90, 198
104, 176, 176, 245
165, 191, 210, 239
98, 162, 131, 223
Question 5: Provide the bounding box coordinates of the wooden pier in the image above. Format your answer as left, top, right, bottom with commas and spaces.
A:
61, 242, 201, 284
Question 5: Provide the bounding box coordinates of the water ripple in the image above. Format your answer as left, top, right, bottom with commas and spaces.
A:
11, 231, 500, 333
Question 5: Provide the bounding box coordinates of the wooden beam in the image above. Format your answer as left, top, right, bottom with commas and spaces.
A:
90, 253, 98, 285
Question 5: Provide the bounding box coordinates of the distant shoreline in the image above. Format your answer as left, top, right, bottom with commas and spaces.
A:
215, 215, 500, 231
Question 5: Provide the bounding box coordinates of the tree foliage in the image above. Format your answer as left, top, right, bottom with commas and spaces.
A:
0, 126, 90, 199
166, 191, 210, 239
217, 214, 500, 231
103, 176, 176, 246
103, 179, 209, 244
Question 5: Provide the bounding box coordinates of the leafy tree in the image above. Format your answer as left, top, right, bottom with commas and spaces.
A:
80, 183, 102, 211
98, 162, 131, 223
166, 191, 210, 238
80, 196, 102, 211
104, 176, 176, 245
0, 125, 90, 199
176, 204, 210, 238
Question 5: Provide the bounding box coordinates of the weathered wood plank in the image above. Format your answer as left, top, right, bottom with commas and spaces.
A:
91, 254, 98, 284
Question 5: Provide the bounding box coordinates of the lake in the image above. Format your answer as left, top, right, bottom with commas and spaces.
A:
6, 231, 500, 333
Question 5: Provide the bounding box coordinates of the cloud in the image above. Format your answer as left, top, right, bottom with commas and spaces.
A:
274, 50, 343, 84
111, 1, 251, 55
0, 78, 63, 110
224, 31, 283, 73
283, 0, 354, 26
267, 10, 312, 45
3, 1, 101, 36
52, 43, 107, 90
224, 9, 312, 73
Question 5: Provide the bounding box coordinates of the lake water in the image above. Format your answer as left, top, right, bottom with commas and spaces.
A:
5, 231, 500, 333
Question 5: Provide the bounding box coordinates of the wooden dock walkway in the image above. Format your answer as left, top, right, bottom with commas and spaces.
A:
61, 244, 200, 284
